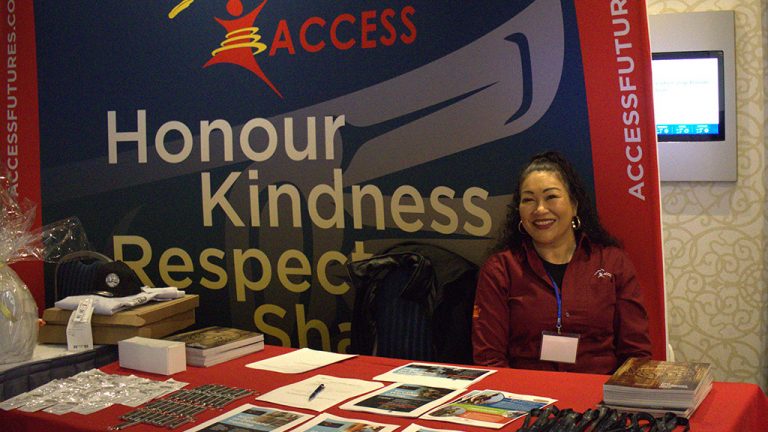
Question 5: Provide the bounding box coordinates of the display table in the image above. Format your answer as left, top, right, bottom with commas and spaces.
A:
2, 345, 766, 431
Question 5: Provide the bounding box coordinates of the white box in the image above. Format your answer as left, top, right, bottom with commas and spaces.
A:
118, 336, 186, 375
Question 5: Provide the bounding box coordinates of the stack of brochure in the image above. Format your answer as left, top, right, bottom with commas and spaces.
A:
253, 359, 556, 431
165, 326, 264, 367
602, 357, 713, 418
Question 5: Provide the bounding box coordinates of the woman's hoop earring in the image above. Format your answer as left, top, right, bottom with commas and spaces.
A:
518, 220, 526, 234
571, 216, 582, 230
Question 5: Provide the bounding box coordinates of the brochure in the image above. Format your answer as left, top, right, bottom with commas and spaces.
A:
340, 383, 464, 418
289, 412, 399, 432
256, 374, 385, 412
373, 362, 496, 389
421, 389, 557, 429
183, 404, 312, 432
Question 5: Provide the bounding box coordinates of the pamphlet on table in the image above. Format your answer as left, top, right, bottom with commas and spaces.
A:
182, 403, 312, 432
401, 424, 465, 432
421, 389, 557, 429
340, 382, 464, 418
373, 362, 496, 389
289, 412, 399, 432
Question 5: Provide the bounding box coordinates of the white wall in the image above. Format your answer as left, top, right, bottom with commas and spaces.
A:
646, 0, 767, 390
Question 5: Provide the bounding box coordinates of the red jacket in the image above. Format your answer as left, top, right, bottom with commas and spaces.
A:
472, 236, 652, 374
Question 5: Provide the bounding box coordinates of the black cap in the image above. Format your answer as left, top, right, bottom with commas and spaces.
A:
91, 261, 143, 298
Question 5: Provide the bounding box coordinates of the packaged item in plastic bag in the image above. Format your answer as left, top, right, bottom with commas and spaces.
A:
0, 267, 39, 364
0, 174, 90, 364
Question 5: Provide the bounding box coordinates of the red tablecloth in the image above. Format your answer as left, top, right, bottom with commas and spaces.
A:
2, 345, 766, 431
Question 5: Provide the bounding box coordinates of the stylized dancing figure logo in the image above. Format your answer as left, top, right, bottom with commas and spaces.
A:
169, 0, 283, 98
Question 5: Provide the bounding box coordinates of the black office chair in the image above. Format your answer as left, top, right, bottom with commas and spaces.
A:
347, 242, 478, 364
371, 259, 435, 361
54, 251, 112, 301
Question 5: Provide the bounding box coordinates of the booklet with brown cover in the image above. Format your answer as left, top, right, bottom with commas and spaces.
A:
602, 357, 713, 417
165, 326, 265, 366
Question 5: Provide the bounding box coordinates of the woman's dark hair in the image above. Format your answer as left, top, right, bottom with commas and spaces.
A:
494, 151, 620, 253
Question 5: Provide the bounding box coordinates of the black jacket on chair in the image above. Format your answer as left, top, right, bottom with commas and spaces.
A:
347, 242, 478, 364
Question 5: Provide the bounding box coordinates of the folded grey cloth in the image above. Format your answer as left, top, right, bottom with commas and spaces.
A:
54, 287, 184, 315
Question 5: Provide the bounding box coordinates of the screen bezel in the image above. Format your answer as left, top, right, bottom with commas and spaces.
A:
651, 50, 725, 142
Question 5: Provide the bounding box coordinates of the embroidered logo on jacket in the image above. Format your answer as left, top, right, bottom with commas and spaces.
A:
593, 269, 613, 280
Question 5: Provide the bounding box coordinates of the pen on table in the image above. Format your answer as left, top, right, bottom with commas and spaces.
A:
308, 383, 325, 401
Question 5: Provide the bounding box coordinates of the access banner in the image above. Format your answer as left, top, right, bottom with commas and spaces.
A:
3, 0, 666, 358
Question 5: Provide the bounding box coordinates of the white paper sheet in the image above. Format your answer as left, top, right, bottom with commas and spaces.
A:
245, 348, 356, 373
256, 374, 384, 412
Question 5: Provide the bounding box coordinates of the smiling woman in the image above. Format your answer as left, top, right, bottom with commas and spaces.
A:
471, 151, 652, 375
518, 170, 578, 264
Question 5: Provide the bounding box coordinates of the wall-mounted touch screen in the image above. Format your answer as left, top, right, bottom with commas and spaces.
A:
651, 51, 724, 142
649, 11, 736, 182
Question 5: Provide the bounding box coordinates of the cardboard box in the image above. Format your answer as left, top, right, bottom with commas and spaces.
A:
38, 295, 198, 345
118, 336, 186, 375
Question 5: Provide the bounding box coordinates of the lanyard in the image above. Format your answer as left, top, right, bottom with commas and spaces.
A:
546, 272, 562, 334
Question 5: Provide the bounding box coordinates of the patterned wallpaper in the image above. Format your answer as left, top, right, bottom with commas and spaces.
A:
645, 0, 767, 391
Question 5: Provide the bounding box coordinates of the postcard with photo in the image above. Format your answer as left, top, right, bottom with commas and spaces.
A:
340, 383, 464, 418
373, 363, 496, 389
183, 404, 312, 432
421, 390, 557, 429
289, 412, 399, 432
401, 424, 466, 432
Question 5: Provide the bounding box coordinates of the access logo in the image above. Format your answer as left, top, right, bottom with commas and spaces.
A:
168, 0, 417, 99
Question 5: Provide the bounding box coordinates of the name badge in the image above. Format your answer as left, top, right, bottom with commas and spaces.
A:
540, 331, 579, 364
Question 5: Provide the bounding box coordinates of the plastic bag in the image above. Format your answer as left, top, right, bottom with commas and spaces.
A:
0, 267, 39, 364
0, 174, 90, 364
